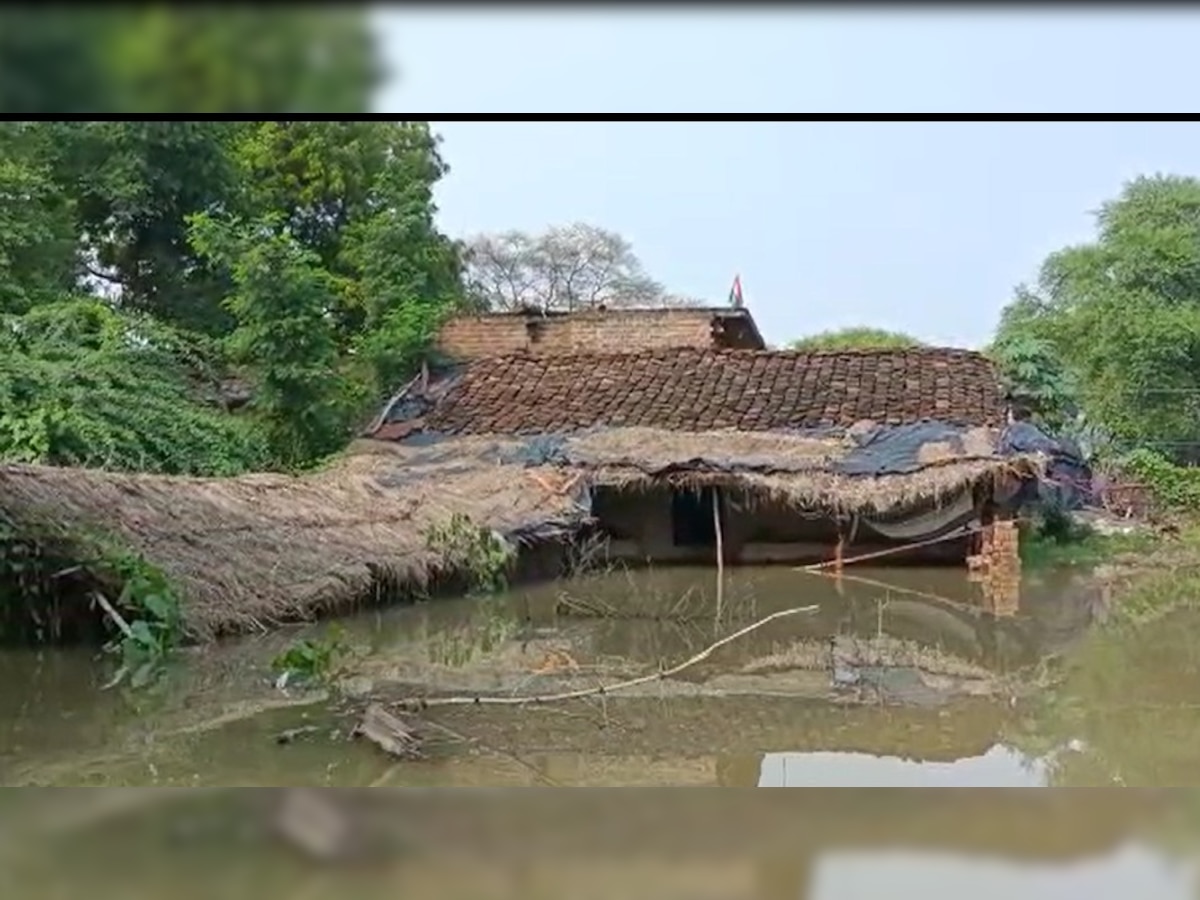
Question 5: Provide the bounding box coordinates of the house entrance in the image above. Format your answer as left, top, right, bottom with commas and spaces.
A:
671, 486, 719, 547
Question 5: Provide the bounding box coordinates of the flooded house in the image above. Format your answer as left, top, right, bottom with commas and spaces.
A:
0, 304, 1040, 641
368, 304, 1038, 571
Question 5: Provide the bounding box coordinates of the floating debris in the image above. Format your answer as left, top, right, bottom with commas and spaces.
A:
351, 703, 422, 758
273, 725, 321, 746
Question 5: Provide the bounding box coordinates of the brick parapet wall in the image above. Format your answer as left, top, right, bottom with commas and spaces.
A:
437, 309, 723, 360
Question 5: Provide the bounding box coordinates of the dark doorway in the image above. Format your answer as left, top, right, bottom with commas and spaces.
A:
671, 486, 718, 547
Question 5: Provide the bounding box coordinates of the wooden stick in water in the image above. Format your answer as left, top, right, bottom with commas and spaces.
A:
799, 524, 986, 572
713, 488, 725, 623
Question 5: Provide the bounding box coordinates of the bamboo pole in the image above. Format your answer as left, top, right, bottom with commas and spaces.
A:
798, 524, 985, 573
712, 489, 725, 623
396, 601, 819, 708
834, 521, 846, 575
90, 591, 133, 640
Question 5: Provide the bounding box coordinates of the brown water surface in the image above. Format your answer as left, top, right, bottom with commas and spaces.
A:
0, 563, 1192, 789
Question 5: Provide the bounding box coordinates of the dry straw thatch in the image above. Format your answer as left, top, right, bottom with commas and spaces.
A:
0, 438, 583, 639
0, 425, 1039, 639
569, 426, 1035, 515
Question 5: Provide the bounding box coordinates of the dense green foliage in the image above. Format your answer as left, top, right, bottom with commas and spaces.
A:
987, 174, 1200, 509
0, 120, 465, 476
0, 301, 268, 474
985, 332, 1080, 431
0, 19, 467, 657
993, 175, 1200, 461
1119, 448, 1200, 511
787, 327, 925, 351
0, 9, 382, 115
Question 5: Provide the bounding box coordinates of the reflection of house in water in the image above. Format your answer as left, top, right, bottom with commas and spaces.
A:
368, 305, 1042, 573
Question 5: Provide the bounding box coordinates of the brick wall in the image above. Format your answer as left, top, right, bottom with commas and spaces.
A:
437, 309, 727, 361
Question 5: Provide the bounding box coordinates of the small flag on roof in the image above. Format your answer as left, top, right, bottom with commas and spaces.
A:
728, 274, 744, 308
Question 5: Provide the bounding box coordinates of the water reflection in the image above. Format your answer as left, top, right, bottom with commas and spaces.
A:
810, 844, 1194, 900
1004, 606, 1200, 786
756, 745, 1048, 787
0, 561, 1188, 787
342, 562, 1095, 680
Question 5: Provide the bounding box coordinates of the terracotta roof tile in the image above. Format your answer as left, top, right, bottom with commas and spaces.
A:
411, 347, 1005, 436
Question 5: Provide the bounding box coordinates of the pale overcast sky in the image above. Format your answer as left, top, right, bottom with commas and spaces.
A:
374, 8, 1200, 349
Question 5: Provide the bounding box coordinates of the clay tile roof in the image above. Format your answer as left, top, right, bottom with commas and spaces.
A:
415, 347, 1006, 436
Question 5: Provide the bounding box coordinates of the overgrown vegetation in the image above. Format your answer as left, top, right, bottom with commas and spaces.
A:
0, 510, 184, 684
0, 26, 467, 652
271, 624, 349, 687
0, 118, 464, 477
105, 553, 184, 688
0, 301, 268, 474
424, 513, 515, 594
1019, 516, 1152, 570
1117, 448, 1200, 512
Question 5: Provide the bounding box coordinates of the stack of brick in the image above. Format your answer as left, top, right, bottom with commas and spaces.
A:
978, 519, 1022, 616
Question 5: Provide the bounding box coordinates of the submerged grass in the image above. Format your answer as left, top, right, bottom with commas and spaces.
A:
1027, 517, 1200, 629
1102, 524, 1200, 626
1020, 527, 1156, 571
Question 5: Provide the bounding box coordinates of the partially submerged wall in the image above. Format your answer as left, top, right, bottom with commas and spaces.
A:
592, 485, 977, 567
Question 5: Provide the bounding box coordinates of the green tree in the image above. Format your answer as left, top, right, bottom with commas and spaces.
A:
37, 122, 244, 334
188, 213, 356, 468
339, 142, 465, 393
233, 121, 462, 348
992, 175, 1200, 459
0, 8, 382, 114
788, 327, 925, 351
227, 121, 466, 399
0, 142, 78, 314
986, 333, 1078, 430
0, 116, 466, 474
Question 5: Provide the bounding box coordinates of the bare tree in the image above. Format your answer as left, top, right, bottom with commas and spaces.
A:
462, 222, 700, 312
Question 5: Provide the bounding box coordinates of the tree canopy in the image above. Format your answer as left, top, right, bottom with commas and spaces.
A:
0, 9, 382, 115
0, 119, 464, 474
992, 174, 1200, 461
462, 223, 700, 312
787, 327, 925, 352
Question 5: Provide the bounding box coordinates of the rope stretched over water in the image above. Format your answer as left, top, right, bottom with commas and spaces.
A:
798, 522, 989, 572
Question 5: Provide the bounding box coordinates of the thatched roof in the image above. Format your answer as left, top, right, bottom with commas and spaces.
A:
0, 421, 1038, 638
565, 426, 1021, 514
0, 438, 578, 638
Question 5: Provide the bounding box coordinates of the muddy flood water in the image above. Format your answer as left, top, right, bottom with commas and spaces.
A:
9, 564, 1200, 895
5, 561, 1200, 790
